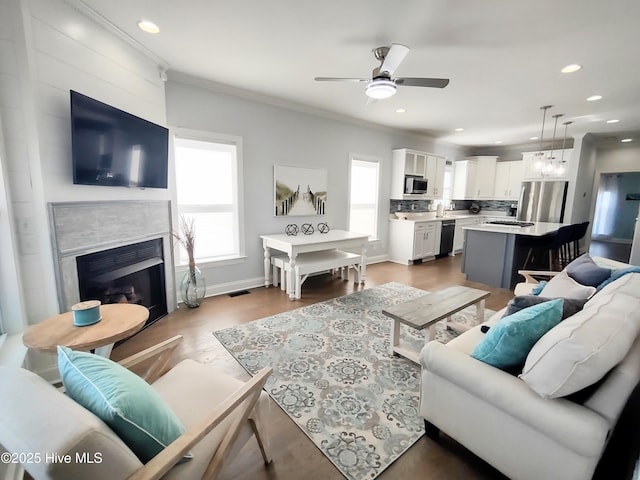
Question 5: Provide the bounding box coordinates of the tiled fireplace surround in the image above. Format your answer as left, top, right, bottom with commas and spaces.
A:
49, 200, 177, 316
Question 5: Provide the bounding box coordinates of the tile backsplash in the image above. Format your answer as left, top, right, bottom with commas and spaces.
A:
390, 199, 516, 214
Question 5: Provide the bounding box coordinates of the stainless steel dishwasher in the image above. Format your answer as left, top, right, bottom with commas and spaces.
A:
438, 219, 456, 256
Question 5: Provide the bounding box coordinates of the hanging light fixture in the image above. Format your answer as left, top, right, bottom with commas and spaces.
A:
557, 121, 573, 175
535, 105, 553, 172
545, 113, 564, 174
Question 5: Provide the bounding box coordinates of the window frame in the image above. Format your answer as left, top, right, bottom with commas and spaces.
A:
347, 153, 381, 241
170, 128, 246, 268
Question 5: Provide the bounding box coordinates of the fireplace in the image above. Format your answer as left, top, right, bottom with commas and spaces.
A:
76, 238, 168, 331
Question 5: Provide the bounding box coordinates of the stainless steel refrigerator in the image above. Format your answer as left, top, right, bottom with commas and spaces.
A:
517, 181, 568, 223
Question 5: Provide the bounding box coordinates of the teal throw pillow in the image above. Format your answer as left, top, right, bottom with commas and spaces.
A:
57, 346, 189, 463
471, 299, 564, 370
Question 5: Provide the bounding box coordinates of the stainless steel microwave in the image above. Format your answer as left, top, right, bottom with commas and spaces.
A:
405, 175, 428, 194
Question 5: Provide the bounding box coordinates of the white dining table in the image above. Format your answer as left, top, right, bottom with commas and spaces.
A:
260, 229, 369, 299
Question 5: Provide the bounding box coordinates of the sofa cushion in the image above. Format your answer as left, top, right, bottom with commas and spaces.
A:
539, 270, 596, 300
566, 253, 612, 287
471, 299, 563, 370
502, 295, 587, 320
58, 346, 189, 463
520, 272, 640, 399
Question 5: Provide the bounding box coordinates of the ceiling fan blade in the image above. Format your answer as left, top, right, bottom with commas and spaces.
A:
395, 77, 450, 88
314, 77, 369, 82
380, 43, 409, 76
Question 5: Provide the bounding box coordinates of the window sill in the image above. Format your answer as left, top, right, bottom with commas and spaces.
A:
175, 255, 248, 272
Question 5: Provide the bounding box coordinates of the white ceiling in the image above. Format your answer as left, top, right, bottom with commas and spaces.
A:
76, 0, 640, 147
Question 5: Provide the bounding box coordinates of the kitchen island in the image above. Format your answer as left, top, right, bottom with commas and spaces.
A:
461, 221, 568, 289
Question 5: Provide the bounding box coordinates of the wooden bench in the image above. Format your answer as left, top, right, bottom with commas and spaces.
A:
272, 250, 363, 299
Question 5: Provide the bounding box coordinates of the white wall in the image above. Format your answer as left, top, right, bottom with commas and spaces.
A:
166, 73, 464, 291
0, 0, 168, 372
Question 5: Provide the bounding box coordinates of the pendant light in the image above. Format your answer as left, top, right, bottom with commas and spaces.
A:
535, 105, 553, 172
546, 113, 563, 174
558, 121, 573, 175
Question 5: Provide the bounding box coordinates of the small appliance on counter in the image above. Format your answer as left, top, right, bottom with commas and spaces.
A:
469, 203, 481, 214
509, 204, 518, 216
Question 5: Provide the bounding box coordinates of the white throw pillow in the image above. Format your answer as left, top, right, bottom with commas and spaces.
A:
539, 270, 596, 300
520, 273, 640, 398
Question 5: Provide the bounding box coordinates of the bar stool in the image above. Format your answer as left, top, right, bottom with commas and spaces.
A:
522, 226, 573, 271
572, 222, 590, 259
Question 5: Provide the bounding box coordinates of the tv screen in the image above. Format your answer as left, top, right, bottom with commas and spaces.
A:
70, 90, 168, 188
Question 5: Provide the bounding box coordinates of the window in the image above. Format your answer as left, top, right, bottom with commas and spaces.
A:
172, 132, 244, 265
442, 160, 454, 205
348, 155, 380, 239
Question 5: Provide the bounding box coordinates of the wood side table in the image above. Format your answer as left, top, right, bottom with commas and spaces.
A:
23, 303, 149, 358
382, 286, 490, 363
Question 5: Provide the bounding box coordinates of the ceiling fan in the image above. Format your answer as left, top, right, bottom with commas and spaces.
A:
314, 43, 449, 99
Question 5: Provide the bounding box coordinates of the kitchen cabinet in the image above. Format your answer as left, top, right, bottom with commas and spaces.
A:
453, 216, 485, 253
522, 149, 572, 180
413, 222, 438, 259
425, 155, 446, 198
391, 149, 447, 199
389, 219, 441, 264
452, 156, 498, 200
493, 161, 523, 200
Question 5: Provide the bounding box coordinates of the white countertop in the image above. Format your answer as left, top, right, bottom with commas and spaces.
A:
389, 211, 504, 223
462, 221, 568, 236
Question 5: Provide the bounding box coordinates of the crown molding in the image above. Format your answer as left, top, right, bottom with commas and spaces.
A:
63, 0, 170, 71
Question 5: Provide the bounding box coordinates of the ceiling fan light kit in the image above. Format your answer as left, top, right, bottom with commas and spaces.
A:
365, 79, 397, 99
314, 43, 450, 100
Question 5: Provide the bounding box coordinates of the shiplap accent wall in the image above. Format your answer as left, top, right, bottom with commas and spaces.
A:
0, 0, 168, 372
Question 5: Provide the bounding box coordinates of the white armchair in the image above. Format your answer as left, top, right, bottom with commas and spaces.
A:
0, 335, 272, 480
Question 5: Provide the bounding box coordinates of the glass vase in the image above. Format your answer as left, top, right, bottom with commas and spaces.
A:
180, 265, 206, 308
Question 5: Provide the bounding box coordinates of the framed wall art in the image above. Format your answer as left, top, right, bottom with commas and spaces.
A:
274, 165, 327, 216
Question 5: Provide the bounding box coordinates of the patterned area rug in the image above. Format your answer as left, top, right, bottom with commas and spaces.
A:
213, 282, 494, 480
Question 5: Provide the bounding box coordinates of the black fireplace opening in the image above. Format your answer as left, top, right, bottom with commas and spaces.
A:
76, 238, 168, 340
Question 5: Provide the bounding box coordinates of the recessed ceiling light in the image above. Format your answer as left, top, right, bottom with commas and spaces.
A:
137, 20, 160, 34
606, 119, 620, 124
395, 108, 406, 114
561, 64, 582, 73
530, 136, 539, 140
455, 127, 464, 132
586, 95, 603, 102
621, 138, 633, 143
495, 140, 503, 144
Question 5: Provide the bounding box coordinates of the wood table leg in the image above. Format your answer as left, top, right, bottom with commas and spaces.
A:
427, 323, 437, 342
288, 253, 297, 300
263, 247, 272, 288
389, 319, 401, 355
476, 299, 486, 324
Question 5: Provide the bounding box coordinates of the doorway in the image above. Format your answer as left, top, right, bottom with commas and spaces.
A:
589, 171, 640, 262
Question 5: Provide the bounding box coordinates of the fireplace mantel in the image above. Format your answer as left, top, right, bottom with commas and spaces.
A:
48, 200, 176, 313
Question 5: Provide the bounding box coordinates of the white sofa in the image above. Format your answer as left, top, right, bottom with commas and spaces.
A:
419, 257, 640, 480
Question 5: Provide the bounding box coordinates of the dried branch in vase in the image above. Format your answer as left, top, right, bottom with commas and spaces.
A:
172, 215, 197, 269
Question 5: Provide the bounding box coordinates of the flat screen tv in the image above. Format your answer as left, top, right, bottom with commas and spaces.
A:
70, 90, 168, 188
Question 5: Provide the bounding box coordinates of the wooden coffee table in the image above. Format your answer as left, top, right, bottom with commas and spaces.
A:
23, 303, 149, 358
382, 286, 490, 363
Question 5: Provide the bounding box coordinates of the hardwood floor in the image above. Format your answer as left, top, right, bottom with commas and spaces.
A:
110, 256, 638, 480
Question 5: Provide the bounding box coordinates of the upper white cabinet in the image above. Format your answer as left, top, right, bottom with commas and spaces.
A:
391, 149, 447, 199
521, 149, 572, 180
452, 156, 498, 200
493, 160, 523, 200
425, 155, 446, 198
